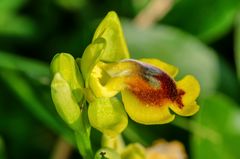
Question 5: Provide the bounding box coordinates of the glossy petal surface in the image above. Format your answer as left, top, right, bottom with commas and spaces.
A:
89, 62, 125, 97
169, 75, 200, 116
122, 90, 175, 125
120, 60, 200, 124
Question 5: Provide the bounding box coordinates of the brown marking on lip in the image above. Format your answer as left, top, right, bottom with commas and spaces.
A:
126, 69, 185, 108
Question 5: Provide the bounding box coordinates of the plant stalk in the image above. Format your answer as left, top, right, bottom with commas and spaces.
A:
75, 103, 93, 159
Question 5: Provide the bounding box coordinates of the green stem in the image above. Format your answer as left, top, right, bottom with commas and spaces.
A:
75, 130, 93, 159
74, 103, 94, 159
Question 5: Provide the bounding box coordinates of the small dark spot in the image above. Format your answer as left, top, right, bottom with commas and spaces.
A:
100, 151, 107, 158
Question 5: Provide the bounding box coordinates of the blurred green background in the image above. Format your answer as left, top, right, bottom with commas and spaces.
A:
1, 0, 240, 158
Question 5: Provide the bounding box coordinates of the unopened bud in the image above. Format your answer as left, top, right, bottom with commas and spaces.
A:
88, 97, 128, 137
50, 53, 84, 130
51, 73, 81, 129
95, 147, 121, 159
121, 143, 146, 159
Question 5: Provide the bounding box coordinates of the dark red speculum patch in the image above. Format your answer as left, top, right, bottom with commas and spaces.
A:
126, 61, 185, 108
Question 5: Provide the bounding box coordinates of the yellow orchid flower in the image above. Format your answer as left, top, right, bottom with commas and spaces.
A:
50, 11, 200, 139
94, 58, 200, 125
80, 11, 130, 137
80, 11, 200, 127
120, 59, 200, 124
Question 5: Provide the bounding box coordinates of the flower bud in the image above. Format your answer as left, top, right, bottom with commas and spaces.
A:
88, 97, 128, 137
50, 53, 84, 99
51, 73, 81, 130
95, 148, 121, 159
121, 143, 146, 159
102, 134, 125, 153
50, 53, 84, 130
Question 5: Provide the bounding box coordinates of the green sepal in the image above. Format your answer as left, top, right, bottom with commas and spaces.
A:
80, 11, 130, 97
50, 53, 84, 102
88, 97, 128, 137
50, 53, 84, 130
93, 11, 130, 62
80, 38, 106, 83
51, 73, 81, 130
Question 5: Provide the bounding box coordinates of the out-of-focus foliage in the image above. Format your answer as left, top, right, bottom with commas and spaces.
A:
0, 0, 36, 37
235, 11, 240, 81
192, 94, 240, 159
0, 137, 6, 159
0, 0, 240, 158
161, 0, 240, 42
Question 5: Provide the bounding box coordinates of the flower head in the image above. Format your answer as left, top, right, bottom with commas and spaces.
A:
82, 11, 200, 127
50, 11, 200, 137
115, 59, 200, 124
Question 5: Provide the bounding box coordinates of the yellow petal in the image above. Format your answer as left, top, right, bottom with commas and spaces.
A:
176, 75, 200, 106
89, 62, 126, 98
139, 58, 179, 77
169, 75, 200, 116
170, 101, 199, 116
89, 63, 118, 97
121, 90, 175, 125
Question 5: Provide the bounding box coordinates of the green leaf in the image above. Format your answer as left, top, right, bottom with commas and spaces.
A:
162, 0, 240, 42
0, 14, 36, 37
55, 0, 86, 11
0, 52, 49, 84
123, 21, 219, 97
0, 52, 78, 141
132, 0, 149, 13
218, 58, 240, 100
0, 0, 26, 13
235, 11, 240, 81
191, 94, 240, 159
0, 137, 6, 159
0, 69, 74, 144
